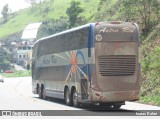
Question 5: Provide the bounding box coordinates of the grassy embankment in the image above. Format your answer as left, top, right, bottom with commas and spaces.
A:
1, 70, 31, 78
0, 0, 99, 40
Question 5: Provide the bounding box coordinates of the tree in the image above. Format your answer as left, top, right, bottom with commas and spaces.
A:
0, 47, 11, 71
120, 0, 160, 35
66, 1, 84, 28
37, 16, 69, 39
1, 4, 9, 22
27, 63, 30, 70
25, 0, 38, 6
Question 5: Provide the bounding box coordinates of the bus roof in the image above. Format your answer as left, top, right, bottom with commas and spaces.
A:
34, 21, 138, 46
34, 23, 94, 45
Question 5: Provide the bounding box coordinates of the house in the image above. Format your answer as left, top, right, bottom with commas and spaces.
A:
15, 40, 34, 68
18, 22, 42, 68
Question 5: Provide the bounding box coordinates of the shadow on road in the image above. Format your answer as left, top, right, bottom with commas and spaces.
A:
33, 96, 134, 112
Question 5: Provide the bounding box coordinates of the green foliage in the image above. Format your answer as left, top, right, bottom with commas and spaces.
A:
0, 8, 42, 39
1, 4, 9, 23
96, 0, 160, 36
140, 96, 160, 106
119, 0, 138, 21
147, 47, 160, 71
0, 47, 11, 71
66, 1, 84, 28
84, 0, 90, 2
120, 0, 160, 35
96, 0, 119, 21
0, 0, 99, 39
141, 46, 160, 97
37, 16, 69, 39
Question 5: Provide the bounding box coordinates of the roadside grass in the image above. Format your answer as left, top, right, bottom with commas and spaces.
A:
48, 0, 99, 20
1, 70, 31, 78
140, 96, 160, 106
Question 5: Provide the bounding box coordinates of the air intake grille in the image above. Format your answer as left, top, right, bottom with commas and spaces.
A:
99, 55, 136, 76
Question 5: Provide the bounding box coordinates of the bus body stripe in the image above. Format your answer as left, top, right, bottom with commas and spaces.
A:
35, 48, 95, 68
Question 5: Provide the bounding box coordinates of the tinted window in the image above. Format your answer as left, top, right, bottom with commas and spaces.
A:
37, 27, 89, 57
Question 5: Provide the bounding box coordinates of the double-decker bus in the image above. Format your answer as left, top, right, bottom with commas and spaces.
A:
32, 21, 141, 109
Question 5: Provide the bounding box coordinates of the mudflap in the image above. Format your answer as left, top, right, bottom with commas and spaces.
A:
81, 79, 88, 99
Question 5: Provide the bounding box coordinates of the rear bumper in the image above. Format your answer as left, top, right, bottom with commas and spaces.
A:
89, 88, 140, 102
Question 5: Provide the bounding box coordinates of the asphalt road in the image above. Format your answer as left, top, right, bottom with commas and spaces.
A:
0, 77, 160, 117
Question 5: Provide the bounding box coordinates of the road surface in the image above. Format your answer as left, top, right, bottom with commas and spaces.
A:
0, 77, 160, 118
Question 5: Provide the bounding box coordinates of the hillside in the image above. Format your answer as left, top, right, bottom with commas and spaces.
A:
140, 25, 160, 105
0, 0, 160, 106
95, 0, 160, 106
0, 0, 99, 39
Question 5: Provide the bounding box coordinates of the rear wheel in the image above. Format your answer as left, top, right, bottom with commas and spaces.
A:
38, 86, 43, 99
72, 89, 80, 107
99, 103, 112, 110
42, 86, 47, 100
113, 104, 121, 110
64, 88, 72, 106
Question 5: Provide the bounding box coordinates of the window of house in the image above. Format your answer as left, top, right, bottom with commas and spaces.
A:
23, 47, 27, 50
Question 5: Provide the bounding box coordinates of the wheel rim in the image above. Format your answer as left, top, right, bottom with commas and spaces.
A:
39, 87, 42, 98
73, 90, 78, 106
42, 88, 46, 99
65, 89, 70, 104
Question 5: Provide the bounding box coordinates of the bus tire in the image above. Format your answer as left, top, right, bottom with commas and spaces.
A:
99, 103, 112, 110
72, 89, 80, 107
64, 88, 72, 106
42, 86, 47, 100
113, 104, 121, 110
36, 84, 39, 94
38, 86, 43, 99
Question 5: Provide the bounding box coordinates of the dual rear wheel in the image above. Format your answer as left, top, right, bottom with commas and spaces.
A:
38, 86, 47, 100
64, 87, 80, 107
38, 86, 122, 109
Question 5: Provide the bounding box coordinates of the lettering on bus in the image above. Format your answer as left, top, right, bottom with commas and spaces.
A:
122, 27, 134, 33
98, 27, 134, 33
51, 55, 57, 64
43, 57, 50, 65
99, 27, 119, 33
42, 55, 57, 65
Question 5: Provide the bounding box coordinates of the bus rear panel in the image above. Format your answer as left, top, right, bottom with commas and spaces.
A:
89, 22, 141, 103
